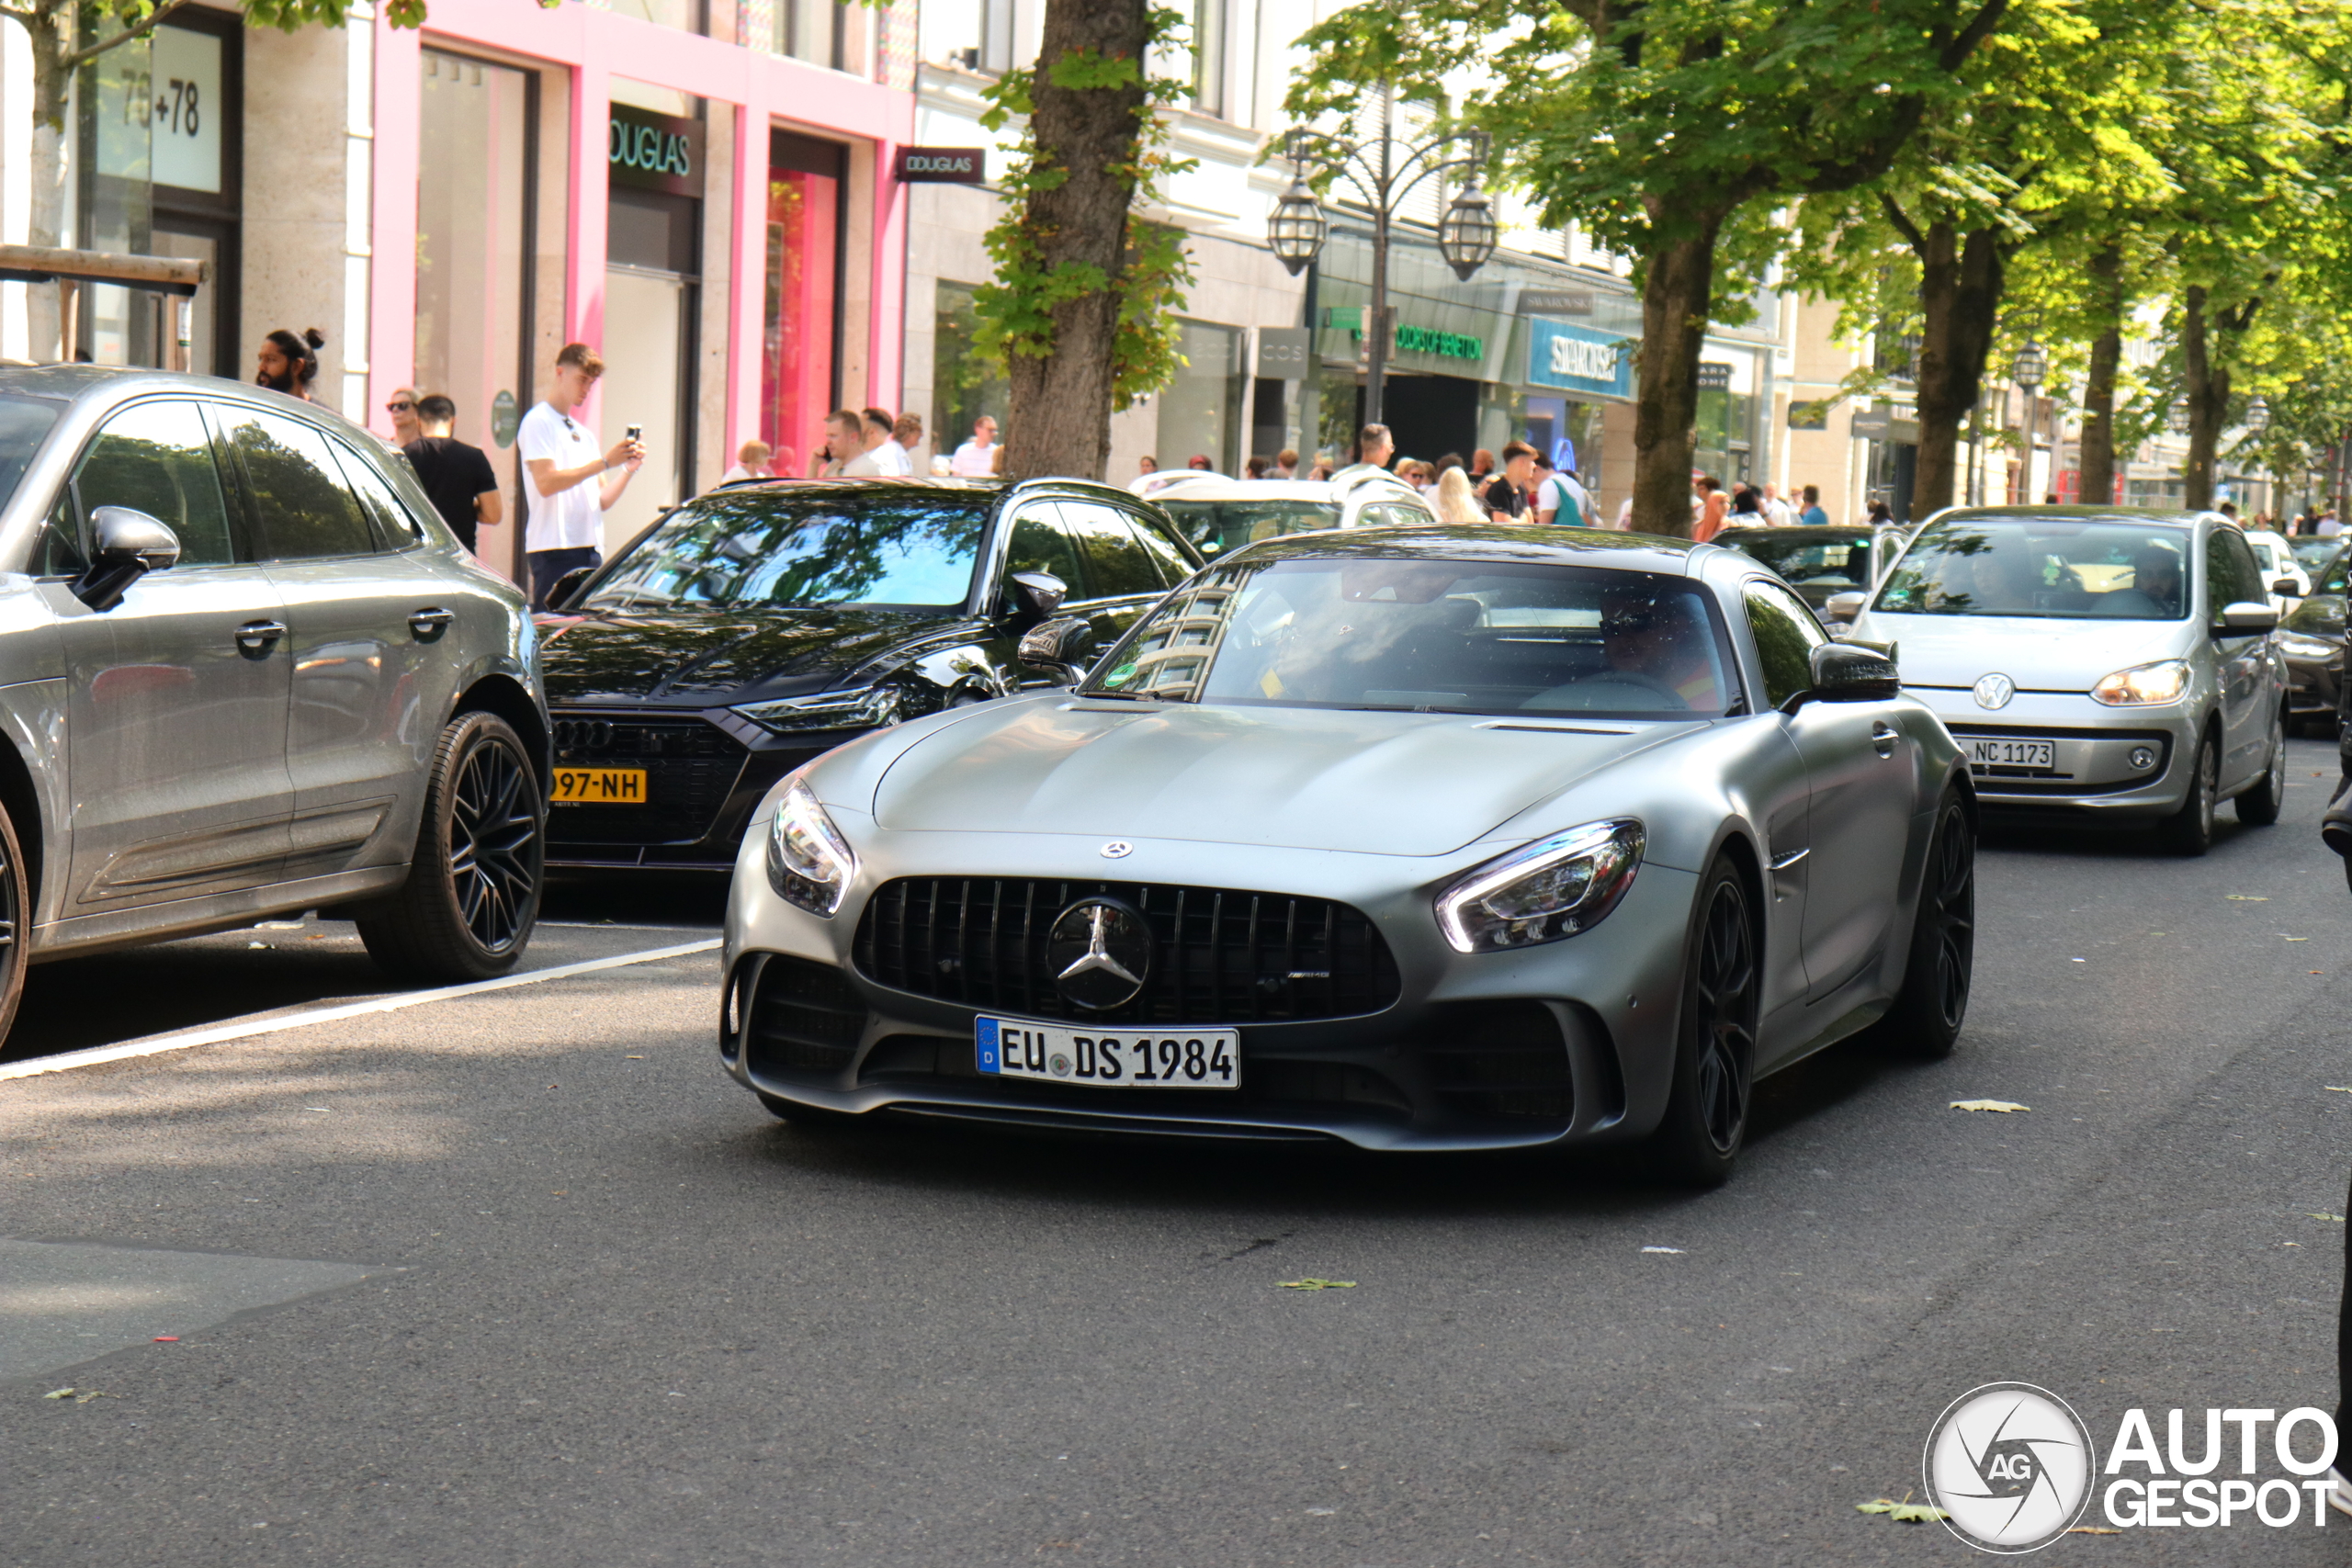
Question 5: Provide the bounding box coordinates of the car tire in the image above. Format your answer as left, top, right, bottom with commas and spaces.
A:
2234, 711, 2288, 826
356, 711, 545, 982
1647, 854, 1758, 1189
2155, 728, 2219, 857
1867, 789, 1974, 1060
0, 797, 30, 1052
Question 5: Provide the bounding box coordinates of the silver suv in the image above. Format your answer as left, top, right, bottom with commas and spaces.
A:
0, 367, 550, 1048
1848, 505, 2285, 854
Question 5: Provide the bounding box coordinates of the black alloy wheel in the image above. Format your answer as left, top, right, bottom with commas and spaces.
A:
357, 711, 545, 981
0, 798, 29, 1055
1650, 857, 1759, 1187
1869, 790, 1974, 1059
2156, 728, 2219, 856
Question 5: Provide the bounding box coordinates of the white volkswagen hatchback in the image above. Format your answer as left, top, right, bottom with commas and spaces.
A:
1848, 506, 2286, 854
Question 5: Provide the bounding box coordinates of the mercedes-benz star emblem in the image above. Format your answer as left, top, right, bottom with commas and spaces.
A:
1046, 897, 1153, 1010
1100, 840, 1133, 859
1972, 672, 2017, 710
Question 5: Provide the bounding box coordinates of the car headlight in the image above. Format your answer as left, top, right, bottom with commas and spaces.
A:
2276, 631, 2337, 660
2091, 659, 2190, 706
735, 683, 903, 734
765, 776, 856, 915
1435, 818, 1645, 954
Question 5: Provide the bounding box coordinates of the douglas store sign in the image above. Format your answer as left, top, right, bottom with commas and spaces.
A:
609, 104, 702, 197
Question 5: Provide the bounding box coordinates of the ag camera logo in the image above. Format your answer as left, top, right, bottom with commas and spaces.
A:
1924, 1382, 2095, 1552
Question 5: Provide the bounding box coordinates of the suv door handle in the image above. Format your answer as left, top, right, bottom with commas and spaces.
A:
1871, 720, 1900, 758
234, 619, 288, 653
408, 607, 455, 640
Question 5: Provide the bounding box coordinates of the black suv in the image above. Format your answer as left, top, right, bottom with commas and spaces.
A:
536, 477, 1202, 870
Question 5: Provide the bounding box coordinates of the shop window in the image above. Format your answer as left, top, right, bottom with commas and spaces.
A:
1190, 0, 1226, 117
743, 0, 845, 68
933, 281, 1008, 471
1157, 321, 1244, 475
764, 132, 844, 480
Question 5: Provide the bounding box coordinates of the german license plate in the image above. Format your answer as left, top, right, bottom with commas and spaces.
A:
551, 766, 648, 804
1967, 737, 2055, 771
977, 1016, 1238, 1089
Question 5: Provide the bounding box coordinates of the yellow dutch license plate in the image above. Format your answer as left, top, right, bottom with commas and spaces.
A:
552, 766, 648, 805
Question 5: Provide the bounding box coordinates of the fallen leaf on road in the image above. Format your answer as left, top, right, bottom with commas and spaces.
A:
2285, 936, 2311, 942
2227, 895, 2269, 901
41, 1388, 73, 1399
2324, 1087, 2352, 1094
153, 1337, 177, 1343
2070, 1525, 2121, 1534
1276, 1279, 1356, 1290
74, 1390, 118, 1404
1642, 1246, 1685, 1254
626, 1055, 645, 1060
1857, 1495, 1949, 1524
1951, 1100, 2030, 1113
2311, 1214, 2346, 1223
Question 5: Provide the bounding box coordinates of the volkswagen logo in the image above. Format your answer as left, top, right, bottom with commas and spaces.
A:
1972, 673, 2017, 710
1100, 840, 1133, 859
1046, 897, 1153, 1011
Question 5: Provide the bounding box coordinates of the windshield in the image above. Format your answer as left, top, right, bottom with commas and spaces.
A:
0, 397, 62, 516
2293, 538, 2341, 570
1158, 499, 1342, 558
1085, 557, 1740, 718
583, 492, 987, 610
1720, 533, 1875, 590
1873, 518, 2191, 620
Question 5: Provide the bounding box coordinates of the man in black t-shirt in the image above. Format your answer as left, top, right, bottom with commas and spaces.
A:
1483, 441, 1538, 522
403, 394, 503, 553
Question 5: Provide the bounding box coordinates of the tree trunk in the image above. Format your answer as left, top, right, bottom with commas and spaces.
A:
1629, 219, 1725, 537
2181, 285, 2227, 511
1908, 220, 2005, 518
22, 0, 75, 359
2075, 245, 2124, 508
1000, 0, 1150, 482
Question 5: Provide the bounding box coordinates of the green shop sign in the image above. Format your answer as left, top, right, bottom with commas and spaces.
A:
1395, 323, 1485, 362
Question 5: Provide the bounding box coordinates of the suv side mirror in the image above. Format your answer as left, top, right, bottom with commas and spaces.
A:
1823, 590, 1868, 623
1006, 570, 1067, 629
2273, 578, 2301, 597
1781, 642, 1900, 714
1018, 615, 1098, 684
72, 505, 180, 612
2215, 600, 2278, 635
545, 564, 596, 611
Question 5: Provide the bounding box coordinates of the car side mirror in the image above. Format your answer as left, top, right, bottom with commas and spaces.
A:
1006, 570, 1067, 629
1823, 590, 1868, 623
1781, 641, 1901, 715
71, 505, 180, 612
1018, 615, 1098, 684
545, 565, 596, 611
2215, 600, 2278, 635
2273, 578, 2301, 597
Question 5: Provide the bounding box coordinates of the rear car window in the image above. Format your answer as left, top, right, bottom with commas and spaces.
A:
220, 407, 381, 560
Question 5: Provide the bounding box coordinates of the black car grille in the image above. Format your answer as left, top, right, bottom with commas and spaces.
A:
741, 954, 869, 1077
1422, 1001, 1572, 1121
853, 878, 1401, 1025
548, 716, 749, 845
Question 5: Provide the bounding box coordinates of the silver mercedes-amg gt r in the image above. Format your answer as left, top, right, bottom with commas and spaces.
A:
719, 525, 1976, 1182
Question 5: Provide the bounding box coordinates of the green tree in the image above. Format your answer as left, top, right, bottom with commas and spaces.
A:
971, 0, 1195, 481
2, 0, 438, 358
1290, 0, 2009, 535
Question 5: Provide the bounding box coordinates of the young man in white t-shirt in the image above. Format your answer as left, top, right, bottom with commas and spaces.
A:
519, 343, 642, 608
1534, 465, 1589, 527
948, 415, 998, 477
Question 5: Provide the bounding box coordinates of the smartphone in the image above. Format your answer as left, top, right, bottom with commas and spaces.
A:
626, 424, 643, 444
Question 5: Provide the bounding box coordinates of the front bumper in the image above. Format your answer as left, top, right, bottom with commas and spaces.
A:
545, 705, 878, 871
2281, 649, 2342, 725
1905, 687, 2193, 818
718, 817, 1698, 1152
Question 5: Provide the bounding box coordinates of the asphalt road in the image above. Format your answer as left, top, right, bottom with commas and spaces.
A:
8, 746, 2352, 1565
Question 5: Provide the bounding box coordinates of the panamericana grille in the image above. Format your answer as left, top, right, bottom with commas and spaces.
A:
548, 716, 749, 845
853, 878, 1401, 1025
741, 954, 868, 1077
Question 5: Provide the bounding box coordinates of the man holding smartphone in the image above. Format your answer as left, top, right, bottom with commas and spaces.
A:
520, 341, 643, 609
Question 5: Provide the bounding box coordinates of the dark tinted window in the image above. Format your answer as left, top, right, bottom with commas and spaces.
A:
331, 441, 422, 547
1059, 501, 1162, 599
1743, 580, 1824, 708
0, 397, 61, 519
33, 492, 82, 577
1002, 506, 1087, 600
1721, 531, 1873, 590
586, 491, 987, 609
1159, 498, 1340, 557
2208, 528, 2264, 610
1126, 509, 1196, 585
74, 400, 236, 567
221, 408, 379, 559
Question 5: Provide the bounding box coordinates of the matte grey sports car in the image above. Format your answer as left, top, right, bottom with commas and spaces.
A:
719, 525, 1977, 1182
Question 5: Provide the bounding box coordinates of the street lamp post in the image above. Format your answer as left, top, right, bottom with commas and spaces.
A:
1267, 86, 1495, 434
2012, 340, 2047, 503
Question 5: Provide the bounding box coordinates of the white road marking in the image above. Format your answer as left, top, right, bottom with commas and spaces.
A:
0, 939, 721, 1081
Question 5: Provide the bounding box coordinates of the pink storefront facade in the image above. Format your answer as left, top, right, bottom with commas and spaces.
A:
361, 0, 914, 575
